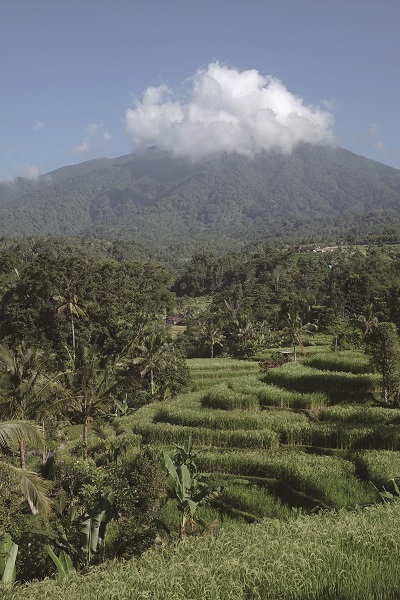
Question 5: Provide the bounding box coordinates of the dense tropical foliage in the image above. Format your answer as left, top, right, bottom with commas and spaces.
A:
3, 235, 400, 598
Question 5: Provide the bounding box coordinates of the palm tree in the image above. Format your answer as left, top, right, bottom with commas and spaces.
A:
56, 294, 88, 361
0, 420, 50, 515
131, 323, 175, 396
200, 320, 225, 359
62, 346, 118, 461
0, 343, 63, 468
283, 312, 317, 362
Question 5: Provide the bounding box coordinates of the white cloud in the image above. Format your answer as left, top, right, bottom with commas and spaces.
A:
86, 123, 103, 135
15, 164, 41, 180
33, 121, 44, 131
369, 123, 378, 135
103, 131, 111, 142
374, 140, 384, 150
126, 62, 335, 159
321, 99, 338, 111
72, 137, 90, 154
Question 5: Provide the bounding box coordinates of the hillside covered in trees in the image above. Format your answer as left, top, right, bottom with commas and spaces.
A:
1, 146, 400, 264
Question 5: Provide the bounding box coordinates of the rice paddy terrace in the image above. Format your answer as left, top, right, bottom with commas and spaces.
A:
127, 351, 400, 515
8, 350, 400, 600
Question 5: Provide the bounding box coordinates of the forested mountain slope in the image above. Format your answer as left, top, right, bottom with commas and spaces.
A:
1, 145, 400, 256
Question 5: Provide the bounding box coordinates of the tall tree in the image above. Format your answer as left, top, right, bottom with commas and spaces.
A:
365, 322, 400, 404
131, 323, 177, 396
282, 312, 307, 362
0, 420, 50, 515
62, 346, 119, 461
0, 343, 61, 468
56, 294, 88, 362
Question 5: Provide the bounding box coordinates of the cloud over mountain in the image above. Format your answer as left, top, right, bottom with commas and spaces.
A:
15, 164, 41, 180
126, 62, 335, 159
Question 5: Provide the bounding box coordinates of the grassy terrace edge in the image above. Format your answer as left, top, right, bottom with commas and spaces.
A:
6, 502, 400, 600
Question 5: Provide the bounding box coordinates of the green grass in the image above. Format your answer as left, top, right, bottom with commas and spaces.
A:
196, 449, 374, 508
304, 350, 372, 374
264, 362, 380, 394
131, 421, 280, 450
214, 484, 293, 521
320, 405, 400, 425
188, 358, 260, 391
8, 503, 400, 599
201, 384, 260, 411
354, 450, 400, 488
154, 405, 309, 439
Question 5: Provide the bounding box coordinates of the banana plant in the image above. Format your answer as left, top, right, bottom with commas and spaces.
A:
160, 434, 223, 541
79, 490, 114, 564
0, 534, 18, 586
46, 547, 76, 581
371, 478, 400, 503
39, 491, 115, 573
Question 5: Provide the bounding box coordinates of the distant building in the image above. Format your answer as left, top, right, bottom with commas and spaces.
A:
165, 314, 185, 325
294, 245, 338, 253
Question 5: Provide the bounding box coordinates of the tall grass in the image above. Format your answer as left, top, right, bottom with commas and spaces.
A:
265, 363, 380, 393
10, 503, 400, 599
196, 450, 374, 508
320, 404, 400, 425
131, 422, 279, 450
201, 384, 260, 411
304, 350, 372, 374
188, 359, 260, 390
215, 484, 292, 520
188, 358, 259, 373
353, 450, 400, 488
154, 405, 308, 432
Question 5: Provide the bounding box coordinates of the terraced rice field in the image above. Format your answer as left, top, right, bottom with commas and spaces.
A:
120, 351, 400, 516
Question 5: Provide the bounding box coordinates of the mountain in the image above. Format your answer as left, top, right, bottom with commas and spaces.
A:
1, 145, 400, 260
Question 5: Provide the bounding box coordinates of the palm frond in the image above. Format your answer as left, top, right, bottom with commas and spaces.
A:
8, 463, 51, 516
0, 420, 44, 453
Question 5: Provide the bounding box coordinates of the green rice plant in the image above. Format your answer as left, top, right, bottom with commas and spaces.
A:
226, 376, 329, 410
214, 484, 292, 520
8, 503, 400, 600
154, 406, 308, 435
304, 350, 371, 374
188, 358, 259, 373
200, 384, 260, 411
131, 422, 279, 450
265, 363, 380, 394
353, 450, 400, 488
196, 450, 374, 508
257, 384, 329, 410
361, 425, 400, 451
320, 404, 400, 425
188, 359, 260, 391
333, 425, 375, 450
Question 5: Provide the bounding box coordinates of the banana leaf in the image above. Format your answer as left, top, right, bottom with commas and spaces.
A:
0, 534, 18, 586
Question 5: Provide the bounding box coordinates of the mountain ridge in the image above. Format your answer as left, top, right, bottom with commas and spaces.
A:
1, 145, 399, 258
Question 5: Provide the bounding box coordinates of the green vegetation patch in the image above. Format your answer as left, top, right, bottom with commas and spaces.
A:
154, 405, 308, 433
131, 422, 279, 450
304, 350, 372, 374
265, 363, 380, 393
354, 450, 400, 489
11, 498, 400, 600
320, 404, 400, 425
196, 450, 374, 508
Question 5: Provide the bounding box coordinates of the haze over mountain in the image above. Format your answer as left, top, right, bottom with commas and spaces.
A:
1, 144, 400, 260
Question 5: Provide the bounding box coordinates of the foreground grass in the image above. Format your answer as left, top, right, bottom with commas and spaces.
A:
7, 502, 400, 600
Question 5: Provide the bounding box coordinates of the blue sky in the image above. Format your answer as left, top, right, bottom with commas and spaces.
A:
1, 0, 399, 181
